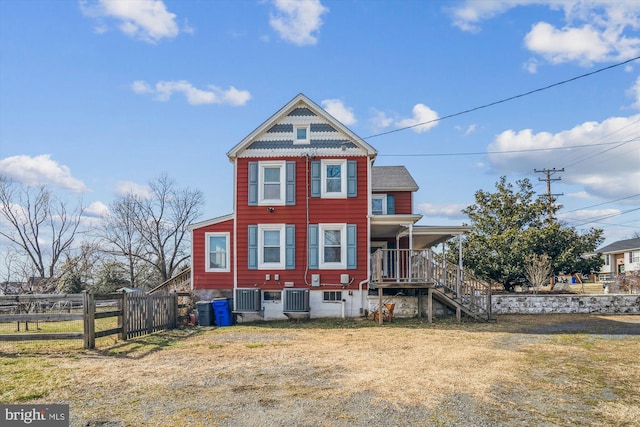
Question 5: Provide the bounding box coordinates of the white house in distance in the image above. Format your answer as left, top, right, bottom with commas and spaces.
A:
595, 237, 640, 281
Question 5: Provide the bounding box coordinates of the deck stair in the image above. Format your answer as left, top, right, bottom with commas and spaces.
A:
371, 248, 492, 322
149, 268, 192, 295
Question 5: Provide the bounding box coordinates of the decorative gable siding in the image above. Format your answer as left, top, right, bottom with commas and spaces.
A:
191, 218, 234, 290
239, 105, 361, 158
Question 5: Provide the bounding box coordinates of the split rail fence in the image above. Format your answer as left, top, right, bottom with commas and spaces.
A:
0, 290, 191, 349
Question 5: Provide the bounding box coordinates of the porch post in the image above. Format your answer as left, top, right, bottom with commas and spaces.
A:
378, 286, 383, 325
395, 234, 400, 283
408, 223, 413, 281
427, 288, 433, 323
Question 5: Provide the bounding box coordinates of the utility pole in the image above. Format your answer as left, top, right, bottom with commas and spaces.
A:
534, 168, 564, 223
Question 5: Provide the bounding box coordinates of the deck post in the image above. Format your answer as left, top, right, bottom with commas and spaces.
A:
378, 286, 383, 325
427, 288, 433, 323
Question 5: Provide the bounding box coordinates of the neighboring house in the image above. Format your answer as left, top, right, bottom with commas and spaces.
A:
189, 94, 480, 321
595, 237, 640, 281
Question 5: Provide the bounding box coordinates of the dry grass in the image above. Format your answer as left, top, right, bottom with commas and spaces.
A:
1, 314, 639, 426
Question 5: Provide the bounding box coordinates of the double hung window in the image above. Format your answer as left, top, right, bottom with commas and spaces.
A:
321, 160, 347, 198
259, 162, 285, 205
205, 232, 230, 272
259, 225, 285, 269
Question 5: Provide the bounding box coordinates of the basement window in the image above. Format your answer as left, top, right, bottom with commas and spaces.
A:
263, 291, 282, 302
323, 291, 342, 302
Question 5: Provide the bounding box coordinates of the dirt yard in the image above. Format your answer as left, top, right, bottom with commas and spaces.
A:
2, 314, 639, 426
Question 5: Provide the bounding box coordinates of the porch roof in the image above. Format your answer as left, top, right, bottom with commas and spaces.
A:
370, 214, 469, 249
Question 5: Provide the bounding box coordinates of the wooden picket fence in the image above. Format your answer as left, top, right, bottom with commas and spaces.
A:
0, 290, 192, 349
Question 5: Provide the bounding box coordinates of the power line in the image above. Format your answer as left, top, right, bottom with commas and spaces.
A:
364, 55, 640, 140
378, 137, 639, 157
562, 207, 640, 228
561, 193, 640, 214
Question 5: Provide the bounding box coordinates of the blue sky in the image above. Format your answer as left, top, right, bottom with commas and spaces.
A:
1, 0, 639, 250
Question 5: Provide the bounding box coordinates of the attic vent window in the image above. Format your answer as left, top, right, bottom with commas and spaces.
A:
294, 125, 310, 144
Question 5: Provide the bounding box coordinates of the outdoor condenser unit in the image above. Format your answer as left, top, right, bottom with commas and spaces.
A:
235, 289, 261, 312
284, 289, 310, 312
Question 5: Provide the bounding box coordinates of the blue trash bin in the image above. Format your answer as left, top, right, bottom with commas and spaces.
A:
212, 298, 233, 326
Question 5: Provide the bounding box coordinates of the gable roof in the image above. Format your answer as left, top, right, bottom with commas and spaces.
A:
226, 93, 377, 159
372, 166, 419, 192
596, 237, 640, 254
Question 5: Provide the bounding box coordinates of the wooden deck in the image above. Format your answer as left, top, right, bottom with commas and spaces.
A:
370, 248, 492, 323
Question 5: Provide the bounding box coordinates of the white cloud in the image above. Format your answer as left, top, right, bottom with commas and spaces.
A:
369, 109, 394, 130
80, 0, 181, 43
396, 104, 440, 134
525, 22, 618, 66
449, 1, 640, 67
0, 155, 88, 192
486, 114, 640, 199
131, 80, 251, 106
416, 203, 467, 219
85, 201, 110, 218
269, 0, 328, 46
321, 99, 357, 125
114, 181, 153, 199
131, 80, 152, 94
628, 76, 640, 109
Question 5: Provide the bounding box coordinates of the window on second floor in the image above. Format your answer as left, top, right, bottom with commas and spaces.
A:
371, 194, 395, 215
248, 161, 295, 206
259, 162, 285, 205
322, 160, 346, 198
310, 159, 357, 199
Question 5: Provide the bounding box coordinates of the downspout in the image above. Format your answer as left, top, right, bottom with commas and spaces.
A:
359, 278, 369, 316
233, 159, 238, 311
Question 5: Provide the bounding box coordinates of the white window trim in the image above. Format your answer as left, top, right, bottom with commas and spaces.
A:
371, 194, 387, 215
323, 291, 342, 303
321, 159, 347, 199
293, 125, 310, 145
319, 223, 346, 269
258, 224, 286, 270
205, 232, 230, 272
258, 161, 286, 206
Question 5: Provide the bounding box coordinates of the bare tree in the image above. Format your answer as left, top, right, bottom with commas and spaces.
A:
0, 177, 85, 293
100, 195, 146, 287
106, 174, 203, 284
524, 253, 553, 294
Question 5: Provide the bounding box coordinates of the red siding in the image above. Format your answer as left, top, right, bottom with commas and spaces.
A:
234, 156, 369, 290
392, 191, 413, 214
191, 219, 234, 290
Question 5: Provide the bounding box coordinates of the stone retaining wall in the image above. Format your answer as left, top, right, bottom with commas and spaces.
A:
492, 294, 640, 315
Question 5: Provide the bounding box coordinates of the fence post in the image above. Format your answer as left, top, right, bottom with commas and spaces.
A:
123, 290, 130, 340
171, 291, 178, 329
83, 291, 95, 350
118, 291, 125, 340
146, 293, 153, 335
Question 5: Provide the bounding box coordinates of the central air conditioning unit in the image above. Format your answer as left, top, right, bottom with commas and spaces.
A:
235, 289, 261, 312
283, 289, 310, 312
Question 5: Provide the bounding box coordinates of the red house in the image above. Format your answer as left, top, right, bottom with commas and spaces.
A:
189, 94, 489, 322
